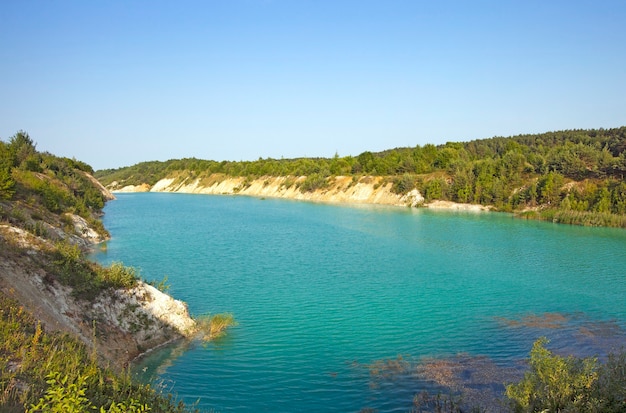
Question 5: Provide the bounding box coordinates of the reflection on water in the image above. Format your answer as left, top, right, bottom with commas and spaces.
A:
133, 338, 195, 382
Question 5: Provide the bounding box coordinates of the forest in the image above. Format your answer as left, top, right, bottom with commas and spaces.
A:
96, 127, 626, 228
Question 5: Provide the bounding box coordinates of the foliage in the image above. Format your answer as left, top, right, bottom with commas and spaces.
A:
392, 174, 418, 194
505, 337, 626, 413
28, 372, 92, 413
298, 173, 328, 192
96, 127, 626, 227
0, 293, 196, 413
149, 275, 170, 293
0, 132, 109, 242
0, 141, 16, 199
51, 242, 139, 299
100, 261, 139, 289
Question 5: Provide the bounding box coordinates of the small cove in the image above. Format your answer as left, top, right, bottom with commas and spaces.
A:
93, 193, 626, 412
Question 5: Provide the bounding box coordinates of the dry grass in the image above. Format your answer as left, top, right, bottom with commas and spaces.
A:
196, 313, 237, 341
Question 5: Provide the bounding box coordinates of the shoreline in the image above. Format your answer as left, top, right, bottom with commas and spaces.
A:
110, 174, 491, 212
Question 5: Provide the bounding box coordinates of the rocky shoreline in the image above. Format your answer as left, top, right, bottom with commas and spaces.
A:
0, 214, 197, 371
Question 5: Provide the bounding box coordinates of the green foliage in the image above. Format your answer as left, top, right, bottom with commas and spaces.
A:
505, 337, 626, 413
95, 127, 626, 227
1, 132, 107, 217
99, 261, 139, 289
298, 173, 328, 192
51, 242, 139, 299
0, 293, 195, 413
28, 372, 91, 413
8, 130, 37, 168
150, 275, 170, 293
392, 174, 418, 194
0, 141, 16, 200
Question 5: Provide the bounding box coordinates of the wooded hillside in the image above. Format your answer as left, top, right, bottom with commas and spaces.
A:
96, 127, 626, 227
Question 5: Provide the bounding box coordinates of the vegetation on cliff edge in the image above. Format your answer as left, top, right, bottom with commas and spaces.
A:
0, 293, 199, 413
96, 127, 626, 228
0, 131, 206, 412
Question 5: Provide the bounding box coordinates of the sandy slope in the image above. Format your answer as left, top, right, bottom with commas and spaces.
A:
118, 174, 426, 207
114, 174, 490, 211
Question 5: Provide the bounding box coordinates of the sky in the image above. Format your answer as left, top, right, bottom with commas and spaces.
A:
1, 1, 625, 170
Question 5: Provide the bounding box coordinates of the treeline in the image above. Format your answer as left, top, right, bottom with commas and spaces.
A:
97, 127, 626, 226
96, 127, 626, 227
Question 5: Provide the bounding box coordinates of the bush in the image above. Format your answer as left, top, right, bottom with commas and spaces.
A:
0, 293, 195, 413
98, 262, 139, 289
52, 243, 138, 299
392, 174, 417, 194
505, 337, 626, 413
298, 174, 328, 193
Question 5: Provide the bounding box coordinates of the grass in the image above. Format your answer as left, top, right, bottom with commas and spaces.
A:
0, 292, 198, 413
196, 313, 237, 341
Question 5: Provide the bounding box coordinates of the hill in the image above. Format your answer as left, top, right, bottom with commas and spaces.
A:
0, 132, 199, 412
96, 127, 626, 228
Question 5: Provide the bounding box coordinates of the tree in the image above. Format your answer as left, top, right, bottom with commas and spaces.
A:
0, 142, 15, 199
8, 130, 37, 167
537, 172, 564, 205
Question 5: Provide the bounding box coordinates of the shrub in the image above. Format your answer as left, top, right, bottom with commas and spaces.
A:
0, 292, 195, 412
392, 174, 417, 194
298, 174, 327, 193
98, 262, 138, 289
506, 337, 598, 412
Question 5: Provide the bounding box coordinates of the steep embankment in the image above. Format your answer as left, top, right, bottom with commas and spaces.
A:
111, 173, 493, 211
114, 174, 429, 207
0, 217, 196, 369
0, 161, 197, 369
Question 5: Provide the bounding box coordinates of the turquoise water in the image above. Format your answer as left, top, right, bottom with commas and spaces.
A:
93, 193, 626, 412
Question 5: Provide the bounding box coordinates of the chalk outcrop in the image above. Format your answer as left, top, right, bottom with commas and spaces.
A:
0, 218, 196, 370
112, 173, 490, 211
116, 174, 426, 207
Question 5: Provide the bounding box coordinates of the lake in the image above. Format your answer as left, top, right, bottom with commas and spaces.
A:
93, 193, 626, 412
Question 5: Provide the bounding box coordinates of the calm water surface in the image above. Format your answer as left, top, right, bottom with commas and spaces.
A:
93, 193, 626, 412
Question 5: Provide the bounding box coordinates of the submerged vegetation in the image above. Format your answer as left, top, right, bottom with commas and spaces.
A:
96, 127, 626, 228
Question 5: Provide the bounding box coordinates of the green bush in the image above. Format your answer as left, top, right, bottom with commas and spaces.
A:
391, 174, 417, 194
505, 337, 626, 413
98, 262, 139, 289
298, 173, 328, 193
0, 293, 196, 413
51, 243, 139, 299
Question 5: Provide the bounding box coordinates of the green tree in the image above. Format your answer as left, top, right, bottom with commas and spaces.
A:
0, 141, 16, 199
8, 130, 37, 167
594, 186, 612, 213
537, 171, 564, 205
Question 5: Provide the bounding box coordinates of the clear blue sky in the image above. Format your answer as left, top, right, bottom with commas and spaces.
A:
1, 1, 625, 170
